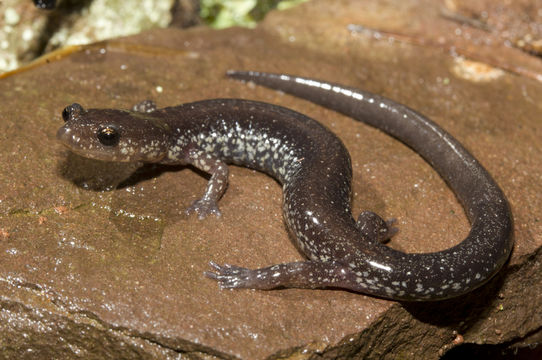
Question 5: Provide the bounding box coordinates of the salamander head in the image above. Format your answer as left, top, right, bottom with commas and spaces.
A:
57, 103, 171, 162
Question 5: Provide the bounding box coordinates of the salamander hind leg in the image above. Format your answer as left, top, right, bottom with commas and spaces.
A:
356, 211, 398, 243
205, 260, 358, 290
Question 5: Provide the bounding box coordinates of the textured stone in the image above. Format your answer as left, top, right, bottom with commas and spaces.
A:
0, 0, 179, 73
0, 0, 541, 358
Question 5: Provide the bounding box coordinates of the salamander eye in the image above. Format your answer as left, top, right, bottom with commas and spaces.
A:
62, 103, 85, 122
97, 126, 120, 146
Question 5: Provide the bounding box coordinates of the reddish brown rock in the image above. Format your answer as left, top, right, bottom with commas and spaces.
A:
0, 0, 541, 358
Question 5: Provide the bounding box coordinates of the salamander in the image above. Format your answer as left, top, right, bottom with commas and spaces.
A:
56, 70, 513, 301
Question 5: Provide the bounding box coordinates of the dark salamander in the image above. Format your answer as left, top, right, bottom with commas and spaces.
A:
57, 71, 513, 301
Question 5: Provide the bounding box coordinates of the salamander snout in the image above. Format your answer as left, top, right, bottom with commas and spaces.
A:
56, 124, 71, 144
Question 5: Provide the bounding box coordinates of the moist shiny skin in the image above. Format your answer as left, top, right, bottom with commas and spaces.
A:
57, 71, 513, 301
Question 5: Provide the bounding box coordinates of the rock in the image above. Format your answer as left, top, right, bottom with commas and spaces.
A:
0, 0, 196, 73
0, 0, 541, 358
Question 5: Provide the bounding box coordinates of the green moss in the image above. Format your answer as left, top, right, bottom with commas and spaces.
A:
200, 0, 309, 29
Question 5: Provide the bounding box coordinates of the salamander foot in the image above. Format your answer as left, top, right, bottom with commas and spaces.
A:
186, 198, 222, 219
205, 261, 255, 289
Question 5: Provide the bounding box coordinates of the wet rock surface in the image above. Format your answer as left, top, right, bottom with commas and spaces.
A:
0, 0, 541, 358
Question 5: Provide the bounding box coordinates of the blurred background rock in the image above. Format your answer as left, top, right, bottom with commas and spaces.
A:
0, 0, 307, 73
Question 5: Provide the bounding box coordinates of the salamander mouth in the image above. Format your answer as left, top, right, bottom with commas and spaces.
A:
56, 126, 90, 155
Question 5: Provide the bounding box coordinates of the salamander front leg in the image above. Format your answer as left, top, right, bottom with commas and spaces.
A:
205, 260, 356, 290
184, 148, 229, 219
